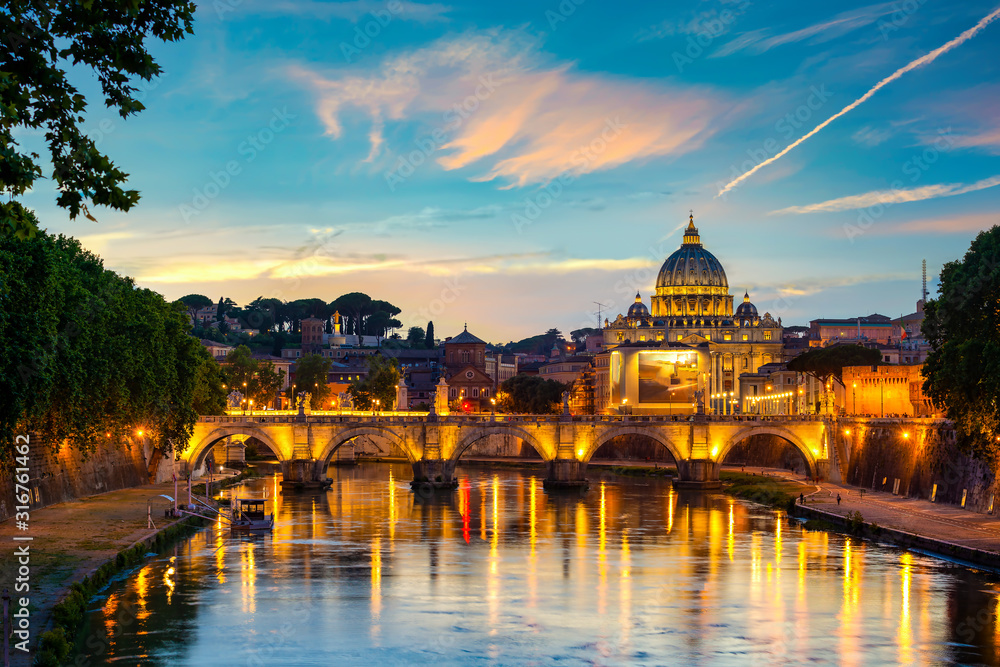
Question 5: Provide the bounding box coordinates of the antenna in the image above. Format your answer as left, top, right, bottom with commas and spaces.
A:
594, 301, 609, 328
922, 259, 928, 302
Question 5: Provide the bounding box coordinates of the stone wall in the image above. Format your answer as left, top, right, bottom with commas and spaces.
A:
0, 437, 182, 522
838, 418, 999, 513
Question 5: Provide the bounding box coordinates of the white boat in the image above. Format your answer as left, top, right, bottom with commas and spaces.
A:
230, 497, 274, 533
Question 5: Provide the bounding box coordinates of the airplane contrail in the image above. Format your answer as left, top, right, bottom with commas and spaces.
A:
716, 5, 1000, 198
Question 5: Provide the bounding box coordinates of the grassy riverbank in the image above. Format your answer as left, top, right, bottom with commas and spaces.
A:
719, 471, 801, 512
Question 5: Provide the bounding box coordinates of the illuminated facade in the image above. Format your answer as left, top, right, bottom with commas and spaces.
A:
600, 214, 784, 414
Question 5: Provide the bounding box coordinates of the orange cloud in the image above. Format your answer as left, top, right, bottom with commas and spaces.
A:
290, 31, 722, 187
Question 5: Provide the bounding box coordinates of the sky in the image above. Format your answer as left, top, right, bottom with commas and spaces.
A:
24, 0, 1000, 343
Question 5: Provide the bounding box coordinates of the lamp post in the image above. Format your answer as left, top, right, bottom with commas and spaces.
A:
490, 397, 496, 420
852, 382, 857, 416
248, 399, 254, 417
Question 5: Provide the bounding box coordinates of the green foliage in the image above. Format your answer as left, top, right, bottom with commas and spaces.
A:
0, 1, 196, 239
505, 328, 565, 355
179, 293, 213, 324
37, 627, 71, 666
0, 232, 203, 458
191, 347, 226, 415
570, 327, 600, 344
846, 510, 865, 534
719, 471, 798, 510
922, 226, 1000, 461
222, 345, 285, 410
425, 321, 436, 348
293, 354, 333, 407
407, 326, 425, 346
497, 374, 567, 414
787, 344, 881, 385
348, 355, 401, 410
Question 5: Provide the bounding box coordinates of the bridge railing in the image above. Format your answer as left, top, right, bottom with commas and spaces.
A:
198, 413, 828, 425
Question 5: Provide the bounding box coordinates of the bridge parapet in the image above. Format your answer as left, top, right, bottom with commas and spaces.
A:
186, 413, 835, 491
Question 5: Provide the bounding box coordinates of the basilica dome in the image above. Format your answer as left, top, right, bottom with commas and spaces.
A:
735, 292, 758, 318
655, 216, 728, 290
627, 293, 649, 318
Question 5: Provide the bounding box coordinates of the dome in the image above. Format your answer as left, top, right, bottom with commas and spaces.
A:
655, 215, 728, 290
627, 293, 649, 318
735, 292, 758, 318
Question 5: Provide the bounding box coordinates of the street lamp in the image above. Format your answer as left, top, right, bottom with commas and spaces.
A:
248, 399, 254, 416
490, 397, 496, 419
852, 382, 857, 416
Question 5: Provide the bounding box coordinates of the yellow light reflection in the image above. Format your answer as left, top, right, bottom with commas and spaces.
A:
488, 475, 500, 633
898, 552, 912, 665
667, 486, 674, 534
599, 482, 607, 616
619, 529, 632, 652
164, 557, 176, 605
528, 476, 537, 608
727, 503, 734, 562
241, 541, 256, 615
388, 469, 396, 543
135, 565, 151, 623
371, 533, 382, 642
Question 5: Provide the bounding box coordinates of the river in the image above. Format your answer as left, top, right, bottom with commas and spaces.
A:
72, 463, 1000, 665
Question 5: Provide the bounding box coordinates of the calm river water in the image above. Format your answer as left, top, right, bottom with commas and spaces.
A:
73, 464, 1000, 666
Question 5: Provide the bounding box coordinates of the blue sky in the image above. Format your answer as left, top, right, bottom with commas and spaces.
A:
27, 0, 1000, 342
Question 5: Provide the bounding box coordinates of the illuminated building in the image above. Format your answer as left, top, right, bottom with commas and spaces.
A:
599, 214, 783, 415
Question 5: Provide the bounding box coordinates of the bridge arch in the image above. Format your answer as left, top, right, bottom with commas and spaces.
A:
717, 426, 818, 477
451, 425, 555, 462
186, 425, 287, 471
317, 426, 416, 465
585, 426, 684, 464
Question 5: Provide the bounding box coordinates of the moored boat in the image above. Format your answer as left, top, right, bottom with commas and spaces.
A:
230, 497, 274, 533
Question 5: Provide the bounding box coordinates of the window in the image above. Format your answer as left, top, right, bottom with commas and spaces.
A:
743, 357, 749, 369
764, 331, 772, 341
639, 335, 646, 341
472, 388, 479, 398
705, 334, 712, 341
482, 388, 489, 398
677, 334, 683, 341
742, 334, 749, 341
723, 333, 732, 341
449, 388, 457, 398
723, 355, 733, 371
656, 332, 664, 341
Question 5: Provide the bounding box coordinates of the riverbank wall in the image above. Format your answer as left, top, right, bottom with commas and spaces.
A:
0, 437, 183, 522
835, 418, 1000, 515
794, 503, 1000, 570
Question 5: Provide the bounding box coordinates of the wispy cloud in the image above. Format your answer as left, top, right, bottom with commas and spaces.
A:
771, 175, 1000, 215
852, 125, 894, 147
712, 3, 897, 57
291, 30, 722, 187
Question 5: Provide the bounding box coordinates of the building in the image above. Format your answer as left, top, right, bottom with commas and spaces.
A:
809, 314, 894, 346
540, 355, 596, 414
201, 339, 235, 361
300, 317, 325, 354
443, 326, 495, 409
842, 364, 937, 417
599, 214, 784, 415
892, 299, 931, 364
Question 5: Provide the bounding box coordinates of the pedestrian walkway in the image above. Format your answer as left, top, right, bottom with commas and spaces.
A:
769, 468, 1000, 554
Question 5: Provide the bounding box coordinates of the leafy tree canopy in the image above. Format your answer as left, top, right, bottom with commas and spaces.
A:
0, 231, 203, 456
922, 225, 1000, 460
222, 345, 285, 410
407, 326, 425, 346
425, 321, 435, 349
786, 344, 881, 386
291, 354, 333, 408
348, 355, 401, 410
496, 374, 567, 414
1, 1, 196, 240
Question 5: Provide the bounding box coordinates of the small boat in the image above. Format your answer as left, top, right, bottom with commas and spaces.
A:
230, 497, 274, 533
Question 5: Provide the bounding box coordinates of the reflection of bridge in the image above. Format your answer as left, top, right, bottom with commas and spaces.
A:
186, 414, 831, 489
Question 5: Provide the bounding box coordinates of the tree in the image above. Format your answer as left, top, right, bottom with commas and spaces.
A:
330, 292, 372, 336
179, 294, 213, 326
366, 310, 402, 344
191, 347, 227, 415
0, 231, 204, 457
222, 345, 285, 410
348, 355, 401, 410
570, 327, 601, 345
216, 296, 237, 322
407, 326, 425, 346
1, 1, 196, 240
787, 344, 881, 387
497, 375, 567, 414
292, 354, 333, 408
923, 225, 1000, 460
425, 321, 436, 349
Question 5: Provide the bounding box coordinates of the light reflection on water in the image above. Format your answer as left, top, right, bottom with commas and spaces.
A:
74, 463, 1000, 665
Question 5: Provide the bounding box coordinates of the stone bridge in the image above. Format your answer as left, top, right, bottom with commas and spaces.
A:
184, 414, 831, 490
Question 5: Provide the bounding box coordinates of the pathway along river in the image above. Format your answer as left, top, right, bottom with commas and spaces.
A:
72, 464, 1000, 665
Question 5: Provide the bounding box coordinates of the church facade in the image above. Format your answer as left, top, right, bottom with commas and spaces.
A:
598, 215, 784, 415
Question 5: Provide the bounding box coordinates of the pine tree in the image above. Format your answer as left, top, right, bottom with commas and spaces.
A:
425, 321, 436, 349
